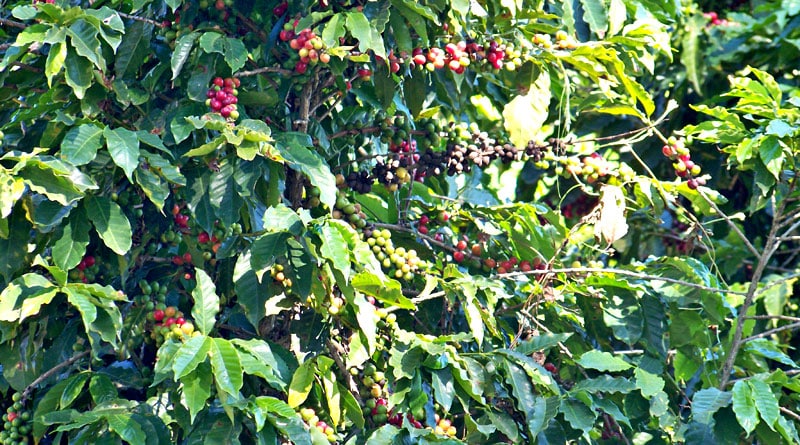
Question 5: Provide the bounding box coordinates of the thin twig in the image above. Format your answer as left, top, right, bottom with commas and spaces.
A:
500, 267, 746, 296
701, 193, 761, 260
0, 18, 26, 29
744, 314, 800, 322
741, 321, 800, 343
235, 66, 293, 77
117, 11, 165, 27
21, 350, 90, 402
781, 407, 800, 423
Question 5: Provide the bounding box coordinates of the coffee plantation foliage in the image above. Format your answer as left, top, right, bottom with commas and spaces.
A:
2, 0, 800, 443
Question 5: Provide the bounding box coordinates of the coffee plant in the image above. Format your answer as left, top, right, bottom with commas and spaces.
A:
2, 0, 800, 443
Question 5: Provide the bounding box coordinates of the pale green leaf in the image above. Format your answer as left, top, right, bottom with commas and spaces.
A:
503, 71, 550, 148
209, 338, 243, 396
191, 269, 219, 336
172, 335, 211, 379
575, 350, 632, 372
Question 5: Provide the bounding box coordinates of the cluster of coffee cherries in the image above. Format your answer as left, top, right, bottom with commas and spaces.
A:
410, 38, 524, 73
68, 254, 98, 283
560, 152, 614, 184
364, 227, 426, 281
1, 393, 31, 445
561, 193, 598, 219
354, 363, 395, 425
270, 264, 294, 293
279, 23, 331, 74
662, 138, 706, 190
433, 415, 457, 437
148, 305, 196, 343
703, 11, 729, 26
196, 231, 222, 263
331, 190, 368, 229
205, 76, 240, 120
299, 408, 337, 443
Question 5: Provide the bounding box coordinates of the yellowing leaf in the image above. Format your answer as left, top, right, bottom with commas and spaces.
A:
594, 185, 628, 245
503, 71, 550, 148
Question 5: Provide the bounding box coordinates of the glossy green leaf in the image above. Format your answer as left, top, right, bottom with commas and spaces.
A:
560, 397, 595, 432
0, 273, 57, 322
182, 362, 213, 423
60, 372, 91, 409
171, 32, 200, 80
172, 335, 211, 379
62, 124, 104, 166
634, 368, 665, 399
45, 40, 67, 87
89, 374, 118, 405
750, 379, 779, 427
85, 196, 132, 255
351, 272, 415, 309
191, 269, 219, 336
275, 132, 337, 210
209, 338, 243, 397
579, 0, 608, 37
67, 20, 104, 71
104, 127, 140, 181
692, 387, 732, 425
732, 380, 758, 435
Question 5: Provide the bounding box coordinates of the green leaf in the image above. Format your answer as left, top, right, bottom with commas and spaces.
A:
105, 413, 146, 444
560, 398, 595, 432
288, 359, 315, 408
209, 338, 243, 396
319, 221, 351, 280
346, 12, 385, 60
634, 368, 665, 399
89, 375, 118, 405
692, 387, 732, 425
759, 135, 784, 180
171, 32, 200, 80
501, 359, 547, 436
680, 15, 706, 96
60, 373, 91, 409
732, 380, 758, 435
62, 124, 104, 166
182, 362, 213, 423
503, 71, 550, 148
339, 382, 365, 428
191, 269, 220, 336
250, 231, 290, 281
45, 40, 67, 87
0, 209, 32, 283
104, 127, 140, 181
172, 335, 212, 379
275, 132, 337, 210
67, 20, 104, 71
52, 213, 91, 272
64, 48, 93, 99
571, 375, 636, 394
223, 37, 247, 72
576, 350, 632, 372
750, 379, 779, 428
515, 333, 573, 356
0, 170, 25, 219
85, 196, 132, 255
0, 273, 57, 322
579, 0, 608, 38
351, 272, 415, 309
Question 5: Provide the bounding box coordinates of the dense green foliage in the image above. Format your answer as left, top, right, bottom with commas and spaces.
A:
2, 0, 800, 443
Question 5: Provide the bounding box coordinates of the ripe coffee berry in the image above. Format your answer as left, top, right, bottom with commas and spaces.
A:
205, 77, 240, 120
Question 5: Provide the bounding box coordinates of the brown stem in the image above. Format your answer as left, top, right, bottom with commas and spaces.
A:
718, 180, 796, 388
21, 350, 91, 402
117, 11, 165, 27
0, 18, 26, 29
235, 66, 293, 77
